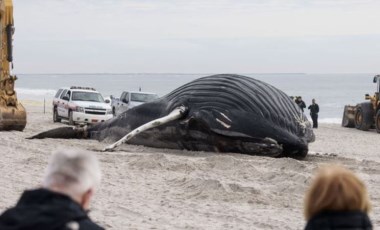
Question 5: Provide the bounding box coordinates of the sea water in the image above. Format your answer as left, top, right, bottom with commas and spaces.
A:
15, 73, 376, 123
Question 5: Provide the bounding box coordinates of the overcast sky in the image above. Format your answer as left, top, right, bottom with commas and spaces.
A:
12, 0, 380, 74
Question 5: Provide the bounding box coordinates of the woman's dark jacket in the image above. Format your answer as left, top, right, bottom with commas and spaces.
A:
305, 211, 372, 230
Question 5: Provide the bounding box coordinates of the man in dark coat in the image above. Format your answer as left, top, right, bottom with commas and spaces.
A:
295, 96, 306, 112
308, 99, 319, 128
0, 150, 104, 230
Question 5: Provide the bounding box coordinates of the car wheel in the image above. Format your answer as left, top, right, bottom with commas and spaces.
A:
53, 108, 61, 122
69, 111, 75, 126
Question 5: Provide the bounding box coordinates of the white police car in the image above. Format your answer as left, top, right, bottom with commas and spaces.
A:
52, 86, 113, 125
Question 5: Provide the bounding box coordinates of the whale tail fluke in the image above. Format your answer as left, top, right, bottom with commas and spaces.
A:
27, 126, 87, 139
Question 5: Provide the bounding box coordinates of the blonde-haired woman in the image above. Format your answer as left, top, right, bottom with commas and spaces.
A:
304, 165, 372, 230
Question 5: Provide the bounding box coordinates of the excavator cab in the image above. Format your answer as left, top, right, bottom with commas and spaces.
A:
374, 75, 380, 94
0, 0, 26, 131
373, 75, 380, 132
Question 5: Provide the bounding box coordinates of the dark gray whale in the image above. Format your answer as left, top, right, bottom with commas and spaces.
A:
30, 74, 315, 158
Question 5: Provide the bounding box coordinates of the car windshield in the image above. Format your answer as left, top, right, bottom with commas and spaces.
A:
130, 93, 159, 102
72, 92, 105, 102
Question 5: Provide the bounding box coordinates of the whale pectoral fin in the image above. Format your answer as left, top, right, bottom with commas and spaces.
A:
27, 127, 86, 139
103, 106, 187, 152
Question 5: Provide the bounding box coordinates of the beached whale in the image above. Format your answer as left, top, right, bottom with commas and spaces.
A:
29, 74, 315, 158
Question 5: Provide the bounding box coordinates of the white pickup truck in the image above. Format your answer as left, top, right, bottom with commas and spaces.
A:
53, 86, 113, 125
111, 91, 159, 116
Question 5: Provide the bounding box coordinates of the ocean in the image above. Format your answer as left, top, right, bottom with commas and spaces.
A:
15, 73, 377, 124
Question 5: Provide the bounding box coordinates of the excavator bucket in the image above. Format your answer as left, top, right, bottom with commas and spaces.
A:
342, 105, 355, 128
0, 102, 26, 131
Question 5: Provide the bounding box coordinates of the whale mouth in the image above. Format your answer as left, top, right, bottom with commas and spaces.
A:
177, 116, 283, 157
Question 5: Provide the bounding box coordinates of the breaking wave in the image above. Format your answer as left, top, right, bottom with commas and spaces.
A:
15, 88, 56, 96
15, 88, 56, 100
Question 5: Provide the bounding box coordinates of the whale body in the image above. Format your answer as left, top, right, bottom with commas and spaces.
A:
30, 74, 315, 158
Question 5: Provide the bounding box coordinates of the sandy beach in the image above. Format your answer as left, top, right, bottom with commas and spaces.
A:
1, 102, 379, 229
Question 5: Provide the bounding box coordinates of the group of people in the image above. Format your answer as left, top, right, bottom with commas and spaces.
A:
293, 96, 320, 129
0, 149, 374, 229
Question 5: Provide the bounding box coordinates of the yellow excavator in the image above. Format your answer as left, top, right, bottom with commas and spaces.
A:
0, 0, 26, 131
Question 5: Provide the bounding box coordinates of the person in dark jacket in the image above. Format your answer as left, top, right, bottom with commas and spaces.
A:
0, 149, 104, 230
295, 96, 306, 112
308, 99, 319, 128
304, 165, 372, 230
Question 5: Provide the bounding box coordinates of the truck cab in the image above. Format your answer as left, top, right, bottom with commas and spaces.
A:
112, 91, 159, 116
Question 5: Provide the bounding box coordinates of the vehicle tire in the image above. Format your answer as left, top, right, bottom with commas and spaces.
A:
354, 103, 374, 131
375, 110, 380, 133
341, 105, 355, 128
53, 108, 61, 122
68, 110, 75, 126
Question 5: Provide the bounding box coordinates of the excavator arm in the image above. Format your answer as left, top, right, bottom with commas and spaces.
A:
0, 0, 26, 131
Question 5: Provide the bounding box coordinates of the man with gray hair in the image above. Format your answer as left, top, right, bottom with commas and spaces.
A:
0, 149, 104, 230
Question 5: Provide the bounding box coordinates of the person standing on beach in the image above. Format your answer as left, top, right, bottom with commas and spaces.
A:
0, 149, 104, 230
296, 96, 306, 112
308, 99, 319, 128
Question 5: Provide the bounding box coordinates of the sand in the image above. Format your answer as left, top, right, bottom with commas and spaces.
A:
1, 102, 379, 229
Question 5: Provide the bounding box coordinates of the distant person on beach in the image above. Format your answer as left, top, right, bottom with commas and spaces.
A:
295, 96, 306, 112
308, 99, 319, 128
304, 165, 372, 230
0, 149, 104, 230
